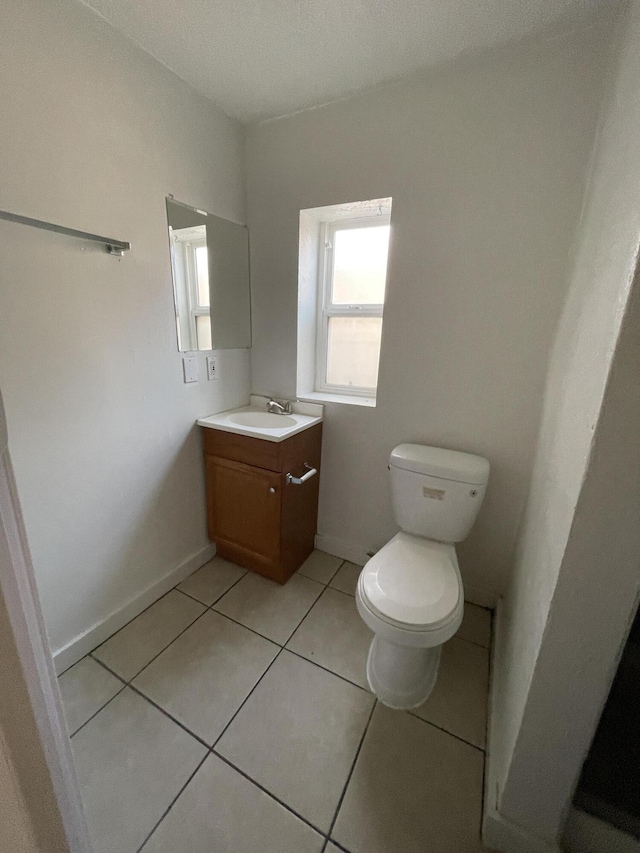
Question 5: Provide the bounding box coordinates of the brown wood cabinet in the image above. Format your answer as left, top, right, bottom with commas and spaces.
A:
201, 423, 322, 584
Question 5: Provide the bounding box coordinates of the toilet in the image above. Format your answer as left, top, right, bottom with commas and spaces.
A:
356, 443, 490, 710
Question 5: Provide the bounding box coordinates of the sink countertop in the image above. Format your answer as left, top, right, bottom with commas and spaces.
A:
197, 396, 323, 443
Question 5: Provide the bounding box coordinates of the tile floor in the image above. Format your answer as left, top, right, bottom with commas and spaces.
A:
58, 551, 492, 853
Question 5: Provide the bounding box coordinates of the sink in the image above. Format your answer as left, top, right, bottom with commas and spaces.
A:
228, 412, 297, 428
198, 397, 323, 442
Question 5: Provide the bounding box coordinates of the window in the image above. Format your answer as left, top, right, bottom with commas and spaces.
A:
169, 225, 212, 351
316, 215, 391, 397
297, 198, 392, 405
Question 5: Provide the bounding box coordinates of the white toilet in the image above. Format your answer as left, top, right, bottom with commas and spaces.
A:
356, 443, 489, 710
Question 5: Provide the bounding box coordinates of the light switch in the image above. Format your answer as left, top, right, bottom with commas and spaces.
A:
207, 355, 219, 381
182, 356, 198, 383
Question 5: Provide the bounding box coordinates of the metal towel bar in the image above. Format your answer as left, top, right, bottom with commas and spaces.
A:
0, 209, 131, 256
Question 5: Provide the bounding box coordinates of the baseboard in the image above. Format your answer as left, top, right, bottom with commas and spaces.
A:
53, 543, 216, 674
483, 600, 560, 853
564, 808, 640, 853
314, 533, 369, 567
483, 806, 562, 853
465, 584, 499, 609
314, 533, 499, 608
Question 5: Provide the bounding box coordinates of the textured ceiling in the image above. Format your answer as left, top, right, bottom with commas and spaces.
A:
82, 0, 610, 123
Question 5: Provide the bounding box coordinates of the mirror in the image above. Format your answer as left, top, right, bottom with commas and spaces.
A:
166, 197, 251, 351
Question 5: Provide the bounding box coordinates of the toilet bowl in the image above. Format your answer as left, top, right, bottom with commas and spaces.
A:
356, 444, 489, 709
356, 532, 463, 709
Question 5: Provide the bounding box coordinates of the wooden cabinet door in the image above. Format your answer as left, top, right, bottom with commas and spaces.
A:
205, 455, 282, 576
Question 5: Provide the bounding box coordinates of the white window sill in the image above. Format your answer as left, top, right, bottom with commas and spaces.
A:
298, 391, 376, 408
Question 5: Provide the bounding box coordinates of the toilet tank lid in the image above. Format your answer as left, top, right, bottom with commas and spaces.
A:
390, 444, 490, 485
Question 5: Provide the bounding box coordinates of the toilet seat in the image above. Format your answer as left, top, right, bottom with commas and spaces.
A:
360, 532, 462, 633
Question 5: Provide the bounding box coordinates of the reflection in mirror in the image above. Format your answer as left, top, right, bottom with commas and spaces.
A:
166, 198, 251, 351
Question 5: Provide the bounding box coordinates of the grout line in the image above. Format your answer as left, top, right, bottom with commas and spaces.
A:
406, 711, 486, 753
325, 838, 351, 853
281, 586, 326, 646
211, 648, 284, 749
211, 750, 326, 839
206, 569, 250, 609
126, 682, 211, 749
324, 584, 355, 599
210, 578, 326, 648
284, 648, 371, 695
90, 654, 212, 749
454, 633, 491, 651
172, 587, 210, 606
96, 607, 211, 684
298, 558, 345, 588
322, 699, 377, 852
85, 586, 184, 662
325, 559, 347, 586
90, 654, 129, 685
135, 752, 209, 852
68, 682, 128, 739
210, 608, 284, 647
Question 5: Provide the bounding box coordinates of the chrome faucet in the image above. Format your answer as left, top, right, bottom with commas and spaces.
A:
266, 397, 293, 415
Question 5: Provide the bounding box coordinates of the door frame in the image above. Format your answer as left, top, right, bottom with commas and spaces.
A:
0, 389, 90, 851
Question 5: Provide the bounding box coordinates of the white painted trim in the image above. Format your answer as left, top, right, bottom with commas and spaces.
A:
484, 598, 559, 853
564, 808, 640, 853
314, 532, 369, 567
314, 531, 499, 607
298, 391, 376, 408
0, 441, 91, 851
53, 542, 216, 674
483, 803, 562, 853
464, 584, 499, 609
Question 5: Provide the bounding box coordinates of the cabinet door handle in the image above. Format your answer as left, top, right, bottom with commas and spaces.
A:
286, 464, 317, 485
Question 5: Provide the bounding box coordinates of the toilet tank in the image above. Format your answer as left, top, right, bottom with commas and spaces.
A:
389, 444, 490, 543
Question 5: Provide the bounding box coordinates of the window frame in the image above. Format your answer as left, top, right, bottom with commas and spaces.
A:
170, 226, 210, 350
315, 215, 390, 398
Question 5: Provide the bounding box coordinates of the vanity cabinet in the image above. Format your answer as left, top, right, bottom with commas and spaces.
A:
201, 424, 322, 584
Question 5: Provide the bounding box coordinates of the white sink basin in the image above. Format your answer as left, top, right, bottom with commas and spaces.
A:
229, 412, 297, 428
198, 398, 323, 443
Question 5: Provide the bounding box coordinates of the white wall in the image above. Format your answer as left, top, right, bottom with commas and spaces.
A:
488, 0, 640, 844
246, 26, 611, 599
0, 0, 250, 658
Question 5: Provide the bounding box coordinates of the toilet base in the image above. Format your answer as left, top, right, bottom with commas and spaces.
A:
366, 634, 442, 710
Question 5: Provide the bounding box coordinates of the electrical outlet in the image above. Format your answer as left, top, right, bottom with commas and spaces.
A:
182, 356, 198, 383
207, 355, 219, 381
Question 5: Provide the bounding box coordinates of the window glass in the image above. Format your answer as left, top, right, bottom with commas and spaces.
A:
195, 244, 210, 307
195, 314, 212, 350
326, 316, 383, 388
331, 225, 390, 305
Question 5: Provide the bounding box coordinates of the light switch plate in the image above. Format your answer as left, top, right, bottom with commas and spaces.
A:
182, 356, 198, 383
206, 355, 219, 381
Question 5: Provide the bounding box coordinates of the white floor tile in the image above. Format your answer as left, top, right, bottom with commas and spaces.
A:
287, 588, 372, 689
58, 657, 122, 735
411, 635, 489, 749
333, 704, 486, 853
93, 590, 205, 681
216, 650, 374, 832
213, 571, 323, 644
328, 561, 362, 596
141, 754, 324, 853
177, 556, 246, 605
457, 603, 492, 647
133, 610, 278, 744
72, 687, 206, 853
298, 550, 343, 584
